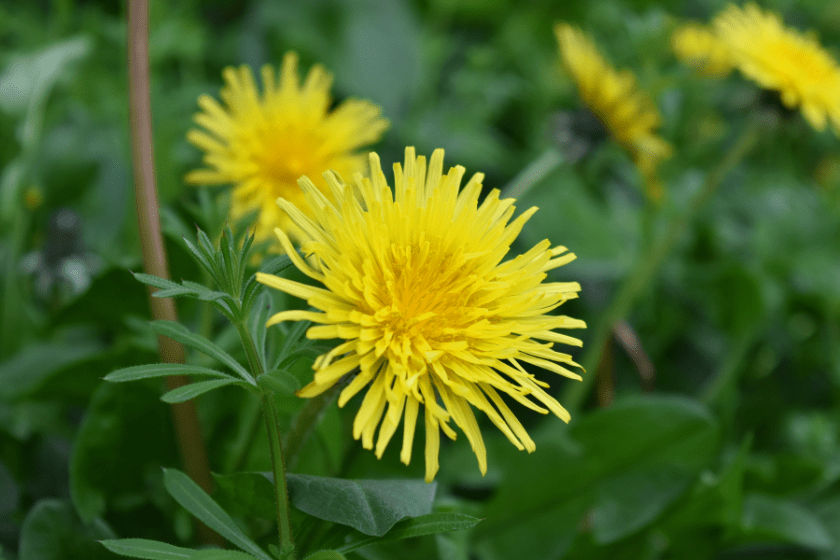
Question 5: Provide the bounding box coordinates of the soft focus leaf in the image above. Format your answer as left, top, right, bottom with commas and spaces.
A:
0, 341, 104, 400
286, 474, 436, 537
19, 499, 115, 560
741, 493, 833, 550
257, 369, 300, 396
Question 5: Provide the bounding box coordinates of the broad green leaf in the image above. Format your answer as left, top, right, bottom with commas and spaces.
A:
0, 461, 19, 517
71, 383, 178, 522
286, 474, 437, 537
0, 341, 104, 400
160, 379, 245, 403
100, 539, 193, 560
477, 395, 720, 560
337, 512, 482, 553
19, 499, 115, 560
162, 469, 271, 560
104, 363, 233, 383
257, 369, 300, 395
741, 493, 833, 550
150, 321, 253, 383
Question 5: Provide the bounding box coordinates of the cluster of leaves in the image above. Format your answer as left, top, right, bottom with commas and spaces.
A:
1, 0, 840, 559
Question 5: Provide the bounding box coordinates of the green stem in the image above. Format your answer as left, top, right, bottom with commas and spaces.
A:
701, 327, 760, 405
234, 320, 293, 557
264, 394, 295, 557
561, 118, 762, 415
500, 149, 564, 200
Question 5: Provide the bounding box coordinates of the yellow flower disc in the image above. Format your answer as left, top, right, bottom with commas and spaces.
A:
714, 3, 840, 134
555, 23, 673, 201
186, 52, 389, 245
257, 147, 586, 482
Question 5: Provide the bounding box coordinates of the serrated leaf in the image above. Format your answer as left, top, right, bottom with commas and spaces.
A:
337, 512, 482, 553
162, 469, 271, 560
183, 237, 218, 279
100, 539, 194, 559
160, 379, 246, 403
257, 370, 300, 395
152, 287, 201, 299
132, 273, 184, 291
260, 255, 294, 276
286, 475, 436, 537
104, 363, 232, 383
150, 321, 253, 384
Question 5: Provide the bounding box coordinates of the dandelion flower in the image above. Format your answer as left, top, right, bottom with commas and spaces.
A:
186, 52, 389, 245
555, 23, 673, 201
672, 23, 734, 77
714, 3, 840, 134
256, 147, 585, 482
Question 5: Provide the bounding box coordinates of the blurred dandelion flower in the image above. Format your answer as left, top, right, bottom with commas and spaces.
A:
186, 52, 389, 245
714, 3, 840, 135
257, 147, 585, 482
672, 23, 734, 77
555, 23, 673, 201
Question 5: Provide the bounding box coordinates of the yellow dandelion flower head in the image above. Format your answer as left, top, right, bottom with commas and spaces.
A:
186, 52, 389, 245
554, 23, 673, 200
256, 147, 586, 482
714, 3, 840, 134
672, 22, 734, 77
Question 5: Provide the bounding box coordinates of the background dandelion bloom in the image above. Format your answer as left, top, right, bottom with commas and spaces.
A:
714, 3, 840, 135
186, 52, 389, 245
555, 23, 673, 201
257, 147, 585, 482
671, 23, 734, 77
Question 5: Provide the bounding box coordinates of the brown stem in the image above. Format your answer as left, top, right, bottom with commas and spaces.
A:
127, 0, 220, 546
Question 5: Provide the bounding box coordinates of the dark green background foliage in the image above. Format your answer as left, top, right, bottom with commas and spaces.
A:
2, 0, 840, 558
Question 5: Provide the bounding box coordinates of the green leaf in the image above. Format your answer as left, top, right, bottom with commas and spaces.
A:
183, 237, 218, 280
71, 383, 178, 523
99, 539, 194, 560
477, 395, 720, 560
337, 512, 482, 553
212, 472, 277, 520
162, 469, 271, 560
188, 551, 257, 560
150, 321, 253, 383
742, 493, 833, 550
303, 552, 346, 560
132, 272, 189, 292
286, 474, 437, 537
260, 254, 294, 276
160, 379, 245, 403
19, 499, 116, 560
104, 363, 233, 383
257, 369, 300, 396
0, 341, 104, 400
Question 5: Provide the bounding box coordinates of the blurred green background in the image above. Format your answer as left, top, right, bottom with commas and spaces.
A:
2, 0, 840, 558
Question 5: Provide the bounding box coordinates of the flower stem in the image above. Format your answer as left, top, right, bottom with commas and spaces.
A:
233, 320, 294, 557
500, 148, 564, 200
562, 118, 762, 415
127, 0, 219, 545
264, 394, 295, 558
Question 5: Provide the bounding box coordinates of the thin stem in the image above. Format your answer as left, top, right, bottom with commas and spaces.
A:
264, 394, 295, 557
234, 319, 294, 556
127, 0, 218, 545
561, 118, 762, 415
500, 149, 564, 200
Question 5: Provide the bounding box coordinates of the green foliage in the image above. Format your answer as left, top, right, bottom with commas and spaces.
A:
3, 0, 840, 559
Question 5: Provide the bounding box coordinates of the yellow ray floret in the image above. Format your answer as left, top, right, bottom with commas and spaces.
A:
256, 147, 586, 482
186, 52, 389, 245
672, 23, 734, 77
555, 23, 673, 201
714, 3, 840, 135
